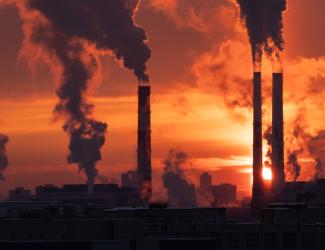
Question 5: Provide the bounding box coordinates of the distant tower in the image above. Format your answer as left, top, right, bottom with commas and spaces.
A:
200, 172, 212, 190
272, 73, 285, 193
121, 171, 137, 189
252, 72, 264, 207
137, 83, 152, 202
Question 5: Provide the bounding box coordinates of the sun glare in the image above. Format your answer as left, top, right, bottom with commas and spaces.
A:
263, 167, 272, 181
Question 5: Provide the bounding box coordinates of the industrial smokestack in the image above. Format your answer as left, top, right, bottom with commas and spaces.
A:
272, 72, 285, 192
137, 83, 152, 202
252, 72, 264, 206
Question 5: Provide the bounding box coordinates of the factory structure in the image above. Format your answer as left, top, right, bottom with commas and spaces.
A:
251, 70, 291, 207
137, 82, 152, 203
1, 1, 325, 249
3, 70, 325, 209
2, 64, 325, 250
251, 71, 286, 207
252, 70, 286, 208
251, 70, 325, 209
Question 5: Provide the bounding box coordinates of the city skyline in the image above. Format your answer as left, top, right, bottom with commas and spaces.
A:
0, 0, 324, 200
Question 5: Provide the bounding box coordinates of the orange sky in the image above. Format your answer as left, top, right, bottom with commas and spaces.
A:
0, 0, 325, 200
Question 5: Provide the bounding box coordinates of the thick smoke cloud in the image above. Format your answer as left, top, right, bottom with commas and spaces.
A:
28, 0, 151, 82
12, 0, 151, 192
0, 134, 9, 181
162, 149, 197, 207
30, 19, 107, 193
236, 0, 287, 69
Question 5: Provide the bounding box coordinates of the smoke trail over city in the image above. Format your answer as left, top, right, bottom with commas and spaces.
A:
10, 0, 151, 192
162, 149, 197, 207
28, 0, 151, 83
0, 134, 9, 181
236, 0, 287, 69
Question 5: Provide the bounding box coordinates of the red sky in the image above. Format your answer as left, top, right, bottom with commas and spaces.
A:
0, 0, 325, 200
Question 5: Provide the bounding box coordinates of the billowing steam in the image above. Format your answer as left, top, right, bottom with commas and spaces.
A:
0, 134, 9, 181
308, 131, 325, 179
31, 21, 107, 194
286, 149, 302, 182
286, 110, 325, 180
162, 149, 197, 207
12, 0, 151, 193
193, 41, 253, 123
286, 120, 305, 181
236, 0, 287, 69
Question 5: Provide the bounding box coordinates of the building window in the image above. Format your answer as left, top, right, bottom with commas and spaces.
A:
227, 232, 240, 250
215, 232, 224, 249
264, 232, 277, 250
301, 233, 316, 250
246, 232, 259, 250
283, 233, 296, 250
320, 233, 325, 249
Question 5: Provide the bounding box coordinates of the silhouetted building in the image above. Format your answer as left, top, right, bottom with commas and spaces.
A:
273, 179, 325, 206
8, 187, 32, 201
199, 172, 212, 190
1, 206, 325, 249
121, 171, 137, 189
197, 172, 214, 207
212, 184, 237, 206
34, 184, 139, 207
8, 187, 33, 201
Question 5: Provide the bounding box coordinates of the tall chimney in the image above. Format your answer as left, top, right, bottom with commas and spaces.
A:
252, 72, 264, 207
137, 84, 152, 202
272, 73, 285, 192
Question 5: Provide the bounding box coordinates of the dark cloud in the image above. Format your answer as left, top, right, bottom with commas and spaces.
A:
236, 0, 287, 68
28, 0, 151, 82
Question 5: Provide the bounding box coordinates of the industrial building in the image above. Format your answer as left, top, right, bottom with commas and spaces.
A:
250, 70, 325, 209
212, 184, 237, 206
198, 172, 237, 207
0, 205, 325, 250
121, 171, 138, 189
8, 187, 32, 201
6, 184, 140, 209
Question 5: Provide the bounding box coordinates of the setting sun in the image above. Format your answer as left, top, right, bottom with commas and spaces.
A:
263, 167, 272, 181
